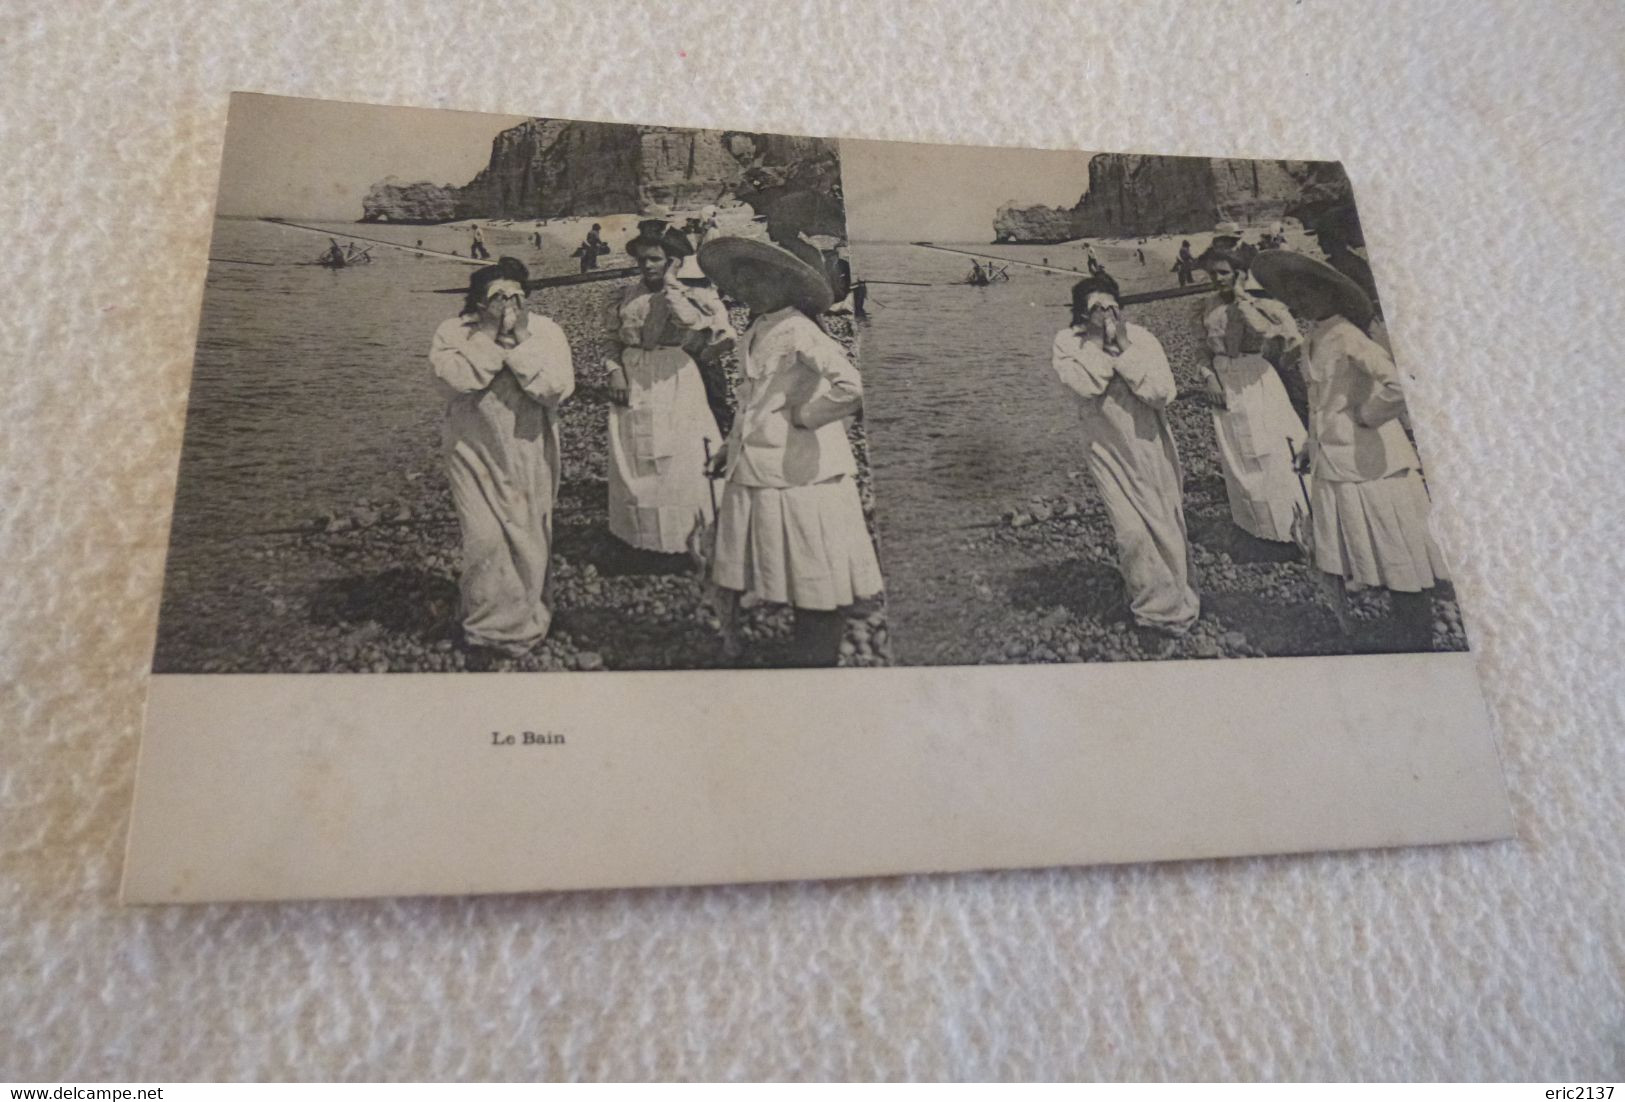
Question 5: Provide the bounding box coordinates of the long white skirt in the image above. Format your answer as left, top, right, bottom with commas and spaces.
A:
1311, 470, 1448, 592
1212, 354, 1309, 542
711, 476, 884, 611
608, 347, 722, 553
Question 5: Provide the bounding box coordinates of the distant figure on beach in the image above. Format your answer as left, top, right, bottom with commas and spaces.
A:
324, 238, 346, 267
1084, 243, 1104, 277
429, 257, 575, 658
1197, 249, 1310, 545
578, 223, 606, 272
470, 224, 490, 260
1210, 221, 1243, 253
1137, 247, 1146, 265
604, 222, 726, 554
698, 236, 884, 667
1048, 274, 1199, 635
968, 260, 985, 284
1252, 250, 1446, 650
533, 231, 542, 248
1173, 240, 1196, 286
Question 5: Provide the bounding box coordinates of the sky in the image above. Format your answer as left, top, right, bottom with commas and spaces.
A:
840, 138, 1096, 243
214, 93, 530, 220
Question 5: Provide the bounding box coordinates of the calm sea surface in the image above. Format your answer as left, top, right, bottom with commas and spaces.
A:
851, 241, 1169, 654
171, 219, 504, 546
174, 228, 1149, 652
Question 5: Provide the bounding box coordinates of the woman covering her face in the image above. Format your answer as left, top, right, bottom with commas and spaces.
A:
429, 258, 576, 657
602, 221, 729, 555
1048, 275, 1200, 635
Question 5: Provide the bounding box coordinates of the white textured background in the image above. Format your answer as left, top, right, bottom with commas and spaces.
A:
3, 0, 1623, 1081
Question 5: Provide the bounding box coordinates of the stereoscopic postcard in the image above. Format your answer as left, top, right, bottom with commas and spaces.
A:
122, 92, 1510, 903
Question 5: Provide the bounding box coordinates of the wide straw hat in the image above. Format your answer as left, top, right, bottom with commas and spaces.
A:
1251, 249, 1374, 329
697, 236, 834, 314
1213, 220, 1244, 239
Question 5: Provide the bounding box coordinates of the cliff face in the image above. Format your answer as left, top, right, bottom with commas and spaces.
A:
993, 154, 1351, 242
361, 120, 841, 223
993, 202, 1076, 244
359, 179, 462, 223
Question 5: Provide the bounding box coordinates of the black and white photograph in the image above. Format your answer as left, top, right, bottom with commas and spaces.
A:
154, 93, 889, 674
843, 140, 1468, 666
121, 92, 1508, 908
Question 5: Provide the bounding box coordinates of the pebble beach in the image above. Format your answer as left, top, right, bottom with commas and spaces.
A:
154, 217, 890, 674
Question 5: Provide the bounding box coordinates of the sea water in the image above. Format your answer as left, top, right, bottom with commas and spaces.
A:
171, 219, 494, 546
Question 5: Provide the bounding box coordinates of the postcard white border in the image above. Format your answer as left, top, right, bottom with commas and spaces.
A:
122, 652, 1510, 903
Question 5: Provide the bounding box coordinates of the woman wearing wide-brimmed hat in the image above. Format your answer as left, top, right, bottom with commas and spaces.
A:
604, 220, 728, 555
1050, 273, 1200, 635
1251, 249, 1448, 648
430, 257, 575, 657
696, 235, 884, 666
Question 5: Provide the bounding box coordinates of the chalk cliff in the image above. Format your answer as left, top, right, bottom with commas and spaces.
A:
361, 120, 840, 223
993, 154, 1352, 242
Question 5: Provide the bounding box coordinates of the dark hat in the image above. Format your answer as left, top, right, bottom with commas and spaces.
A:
1251, 249, 1373, 328
626, 220, 694, 258
698, 235, 834, 314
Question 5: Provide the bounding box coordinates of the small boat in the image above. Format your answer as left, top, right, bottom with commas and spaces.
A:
962, 264, 1009, 286
310, 243, 374, 269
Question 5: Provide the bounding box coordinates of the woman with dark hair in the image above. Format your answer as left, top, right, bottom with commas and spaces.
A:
429, 258, 575, 657
1196, 248, 1309, 545
696, 236, 883, 666
603, 221, 727, 554
1049, 274, 1199, 634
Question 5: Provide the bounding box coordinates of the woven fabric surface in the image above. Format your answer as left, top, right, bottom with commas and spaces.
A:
1, 0, 1622, 1081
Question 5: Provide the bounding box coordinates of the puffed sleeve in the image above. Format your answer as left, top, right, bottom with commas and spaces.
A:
661, 284, 710, 330
502, 315, 576, 407
689, 285, 734, 338
1202, 303, 1231, 356
1111, 329, 1177, 409
430, 317, 505, 394
1049, 327, 1112, 399
1254, 297, 1304, 368
601, 287, 628, 388
1255, 298, 1302, 347
1350, 333, 1407, 428
790, 324, 864, 430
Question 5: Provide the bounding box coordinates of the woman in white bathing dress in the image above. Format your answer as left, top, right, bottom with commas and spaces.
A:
430, 258, 575, 657
696, 235, 884, 667
604, 221, 729, 555
1252, 249, 1449, 651
1196, 247, 1311, 544
1048, 273, 1200, 635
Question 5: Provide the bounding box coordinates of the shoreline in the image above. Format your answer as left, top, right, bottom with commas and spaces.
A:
153, 276, 891, 674
868, 287, 1467, 664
